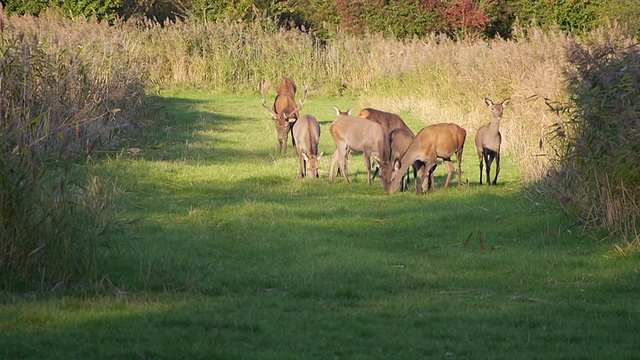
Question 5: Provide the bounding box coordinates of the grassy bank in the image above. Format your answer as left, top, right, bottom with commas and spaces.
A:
1, 91, 638, 359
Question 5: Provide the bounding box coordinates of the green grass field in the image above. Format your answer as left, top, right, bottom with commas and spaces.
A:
1, 91, 639, 359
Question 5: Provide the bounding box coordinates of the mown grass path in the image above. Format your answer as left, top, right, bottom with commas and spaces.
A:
1, 91, 639, 359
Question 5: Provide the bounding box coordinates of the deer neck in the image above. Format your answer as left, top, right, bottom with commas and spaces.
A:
488, 117, 501, 135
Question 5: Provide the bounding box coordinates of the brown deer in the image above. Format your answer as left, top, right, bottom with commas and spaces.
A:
356, 108, 414, 136
356, 108, 415, 180
260, 78, 309, 154
276, 77, 297, 97
387, 128, 420, 192
475, 98, 510, 185
328, 107, 389, 186
292, 114, 322, 179
381, 123, 466, 194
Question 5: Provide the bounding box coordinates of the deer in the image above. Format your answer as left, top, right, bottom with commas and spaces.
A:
260, 78, 309, 154
356, 107, 415, 180
381, 123, 466, 195
292, 114, 322, 179
328, 107, 389, 186
276, 77, 297, 97
387, 128, 421, 192
475, 98, 510, 185
356, 108, 413, 135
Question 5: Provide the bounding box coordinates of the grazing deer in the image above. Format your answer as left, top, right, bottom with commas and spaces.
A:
382, 123, 466, 194
475, 98, 510, 185
328, 107, 389, 186
356, 108, 415, 181
292, 114, 322, 179
387, 128, 421, 191
260, 78, 309, 154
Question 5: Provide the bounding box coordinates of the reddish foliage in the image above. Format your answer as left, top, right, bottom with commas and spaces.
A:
445, 0, 490, 33
335, 0, 489, 37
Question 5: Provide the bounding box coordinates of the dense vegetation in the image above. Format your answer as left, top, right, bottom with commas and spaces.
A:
0, 5, 638, 358
0, 5, 638, 291
4, 0, 640, 39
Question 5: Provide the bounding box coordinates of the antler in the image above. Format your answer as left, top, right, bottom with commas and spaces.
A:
290, 84, 310, 117
260, 79, 277, 118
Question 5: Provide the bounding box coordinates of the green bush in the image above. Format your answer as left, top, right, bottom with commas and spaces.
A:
0, 148, 114, 290
0, 13, 143, 290
548, 27, 640, 243
4, 0, 123, 21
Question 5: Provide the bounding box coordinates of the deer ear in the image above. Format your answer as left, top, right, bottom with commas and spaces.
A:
393, 159, 402, 171
317, 152, 324, 160
302, 153, 309, 161
484, 98, 494, 107
502, 99, 511, 107
333, 106, 341, 116
347, 108, 354, 116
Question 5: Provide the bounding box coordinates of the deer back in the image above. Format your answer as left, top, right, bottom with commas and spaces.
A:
388, 128, 415, 162
356, 108, 414, 136
426, 123, 466, 159
329, 115, 387, 156
293, 114, 321, 156
276, 77, 297, 97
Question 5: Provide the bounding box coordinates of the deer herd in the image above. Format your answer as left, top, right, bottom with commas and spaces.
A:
261, 77, 510, 194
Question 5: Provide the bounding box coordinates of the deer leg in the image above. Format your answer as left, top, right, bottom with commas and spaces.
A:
416, 166, 428, 194
341, 150, 350, 184
484, 150, 494, 186
298, 154, 304, 179
493, 152, 501, 185
478, 153, 484, 185
364, 151, 372, 185
278, 139, 284, 154
456, 149, 464, 186
429, 163, 437, 191
283, 134, 288, 155
443, 159, 454, 188
329, 151, 340, 184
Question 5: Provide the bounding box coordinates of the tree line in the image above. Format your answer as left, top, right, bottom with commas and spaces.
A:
3, 0, 639, 39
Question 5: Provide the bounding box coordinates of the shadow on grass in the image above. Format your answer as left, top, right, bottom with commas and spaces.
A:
137, 94, 282, 163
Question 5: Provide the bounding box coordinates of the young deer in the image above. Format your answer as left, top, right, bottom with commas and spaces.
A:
474, 98, 510, 185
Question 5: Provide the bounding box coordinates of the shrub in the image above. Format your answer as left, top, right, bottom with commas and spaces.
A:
547, 26, 640, 244
0, 12, 144, 290
0, 147, 117, 290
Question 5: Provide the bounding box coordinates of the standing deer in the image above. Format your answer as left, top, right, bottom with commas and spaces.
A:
382, 123, 466, 194
260, 78, 309, 154
292, 114, 322, 179
475, 98, 510, 185
328, 107, 389, 186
